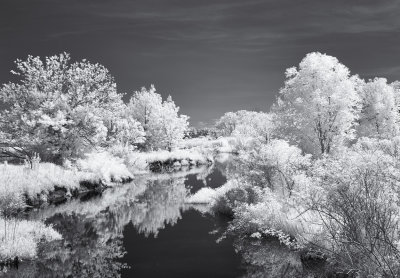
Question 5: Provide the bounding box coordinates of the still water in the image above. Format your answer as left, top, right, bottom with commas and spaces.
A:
4, 157, 254, 277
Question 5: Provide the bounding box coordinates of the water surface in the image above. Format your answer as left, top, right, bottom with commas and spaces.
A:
6, 160, 247, 277
121, 209, 243, 278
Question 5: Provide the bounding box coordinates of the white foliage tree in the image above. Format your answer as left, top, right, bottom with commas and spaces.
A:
159, 96, 189, 151
128, 85, 189, 151
215, 111, 240, 136
216, 110, 274, 142
357, 78, 399, 139
272, 52, 361, 156
0, 53, 144, 163
233, 111, 274, 142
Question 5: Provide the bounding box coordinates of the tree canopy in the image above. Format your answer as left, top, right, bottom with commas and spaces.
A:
0, 53, 144, 163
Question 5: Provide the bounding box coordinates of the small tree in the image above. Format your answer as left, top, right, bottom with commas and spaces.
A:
159, 96, 189, 151
127, 85, 189, 151
232, 111, 274, 143
215, 112, 239, 136
215, 110, 274, 142
357, 78, 399, 139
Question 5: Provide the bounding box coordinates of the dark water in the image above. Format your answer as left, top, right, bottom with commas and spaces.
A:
121, 210, 243, 278
185, 166, 227, 193
4, 157, 249, 277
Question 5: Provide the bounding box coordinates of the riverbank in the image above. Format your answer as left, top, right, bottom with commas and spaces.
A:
127, 149, 214, 173
0, 143, 231, 263
0, 145, 221, 210
0, 159, 133, 263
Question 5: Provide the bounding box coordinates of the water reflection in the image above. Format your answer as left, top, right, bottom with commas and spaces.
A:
131, 178, 189, 237
185, 167, 227, 193
121, 210, 244, 278
4, 212, 127, 278
234, 237, 304, 278
7, 164, 241, 277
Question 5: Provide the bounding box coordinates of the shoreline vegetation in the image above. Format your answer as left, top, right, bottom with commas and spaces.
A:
2, 146, 223, 211
2, 51, 400, 277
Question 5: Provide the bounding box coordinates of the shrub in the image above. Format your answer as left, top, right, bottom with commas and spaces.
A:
0, 163, 95, 201
309, 146, 400, 276
232, 139, 311, 194
211, 185, 263, 216
76, 151, 133, 183
228, 191, 322, 249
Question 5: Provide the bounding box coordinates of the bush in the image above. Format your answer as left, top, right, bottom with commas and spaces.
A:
309, 145, 400, 276
227, 190, 322, 249
211, 185, 262, 216
232, 139, 311, 194
76, 151, 133, 183
0, 163, 95, 201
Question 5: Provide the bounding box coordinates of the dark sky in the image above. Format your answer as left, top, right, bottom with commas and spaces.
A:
1, 0, 400, 126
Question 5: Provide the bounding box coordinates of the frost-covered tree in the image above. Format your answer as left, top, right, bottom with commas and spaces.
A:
0, 53, 144, 163
127, 85, 189, 151
357, 78, 399, 139
272, 52, 361, 155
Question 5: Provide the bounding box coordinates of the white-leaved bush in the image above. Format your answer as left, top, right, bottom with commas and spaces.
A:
76, 152, 133, 184
307, 143, 400, 276
233, 139, 311, 194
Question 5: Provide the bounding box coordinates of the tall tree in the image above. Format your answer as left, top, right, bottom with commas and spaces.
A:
272, 52, 361, 156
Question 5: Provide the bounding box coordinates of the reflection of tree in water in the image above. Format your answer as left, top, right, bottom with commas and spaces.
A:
41, 213, 126, 277
235, 237, 304, 278
91, 175, 190, 238
28, 173, 191, 239
131, 177, 189, 237
8, 170, 205, 277
5, 212, 127, 278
